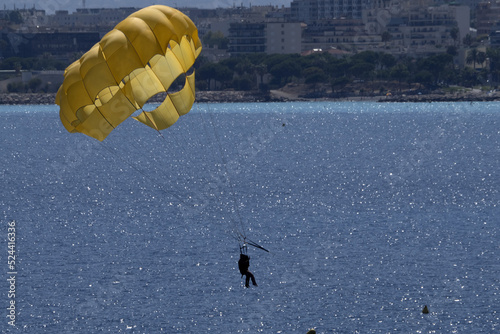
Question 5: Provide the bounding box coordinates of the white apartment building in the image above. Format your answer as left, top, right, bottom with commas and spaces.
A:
266, 22, 302, 54
228, 21, 302, 55
291, 0, 371, 23
386, 4, 470, 56
49, 8, 135, 30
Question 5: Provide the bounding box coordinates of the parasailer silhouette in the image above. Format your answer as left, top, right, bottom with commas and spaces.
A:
238, 253, 257, 288
237, 240, 268, 287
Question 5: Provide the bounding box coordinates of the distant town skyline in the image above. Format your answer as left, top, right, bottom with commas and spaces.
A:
3, 0, 293, 13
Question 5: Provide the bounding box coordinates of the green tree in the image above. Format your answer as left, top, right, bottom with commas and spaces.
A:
269, 58, 301, 86
213, 63, 233, 89
254, 64, 268, 91
197, 62, 233, 90
463, 34, 473, 48
381, 31, 392, 47
379, 53, 396, 69
466, 48, 484, 69
331, 76, 350, 93
450, 26, 459, 47
197, 62, 218, 89
417, 53, 454, 85
351, 51, 379, 66
487, 47, 500, 84
219, 57, 242, 71
264, 54, 300, 73
232, 75, 254, 90
390, 63, 410, 90
301, 52, 330, 69
234, 58, 254, 76
7, 82, 25, 93
446, 46, 458, 57
476, 51, 487, 68
414, 70, 433, 88
327, 58, 349, 78
28, 77, 42, 92
460, 67, 479, 87
303, 67, 328, 90
348, 62, 375, 81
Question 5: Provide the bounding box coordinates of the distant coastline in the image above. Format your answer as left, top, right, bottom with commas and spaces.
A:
0, 91, 285, 105
1, 89, 500, 105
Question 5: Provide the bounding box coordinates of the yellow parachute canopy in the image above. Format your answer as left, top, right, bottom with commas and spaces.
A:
55, 5, 202, 141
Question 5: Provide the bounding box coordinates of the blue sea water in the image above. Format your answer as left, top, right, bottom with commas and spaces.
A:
1, 101, 499, 333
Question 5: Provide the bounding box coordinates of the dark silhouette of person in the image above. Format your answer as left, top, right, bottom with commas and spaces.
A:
238, 253, 257, 288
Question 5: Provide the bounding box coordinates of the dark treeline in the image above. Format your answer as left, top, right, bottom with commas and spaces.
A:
195, 48, 500, 96
0, 56, 67, 72
3, 47, 500, 95
0, 56, 68, 93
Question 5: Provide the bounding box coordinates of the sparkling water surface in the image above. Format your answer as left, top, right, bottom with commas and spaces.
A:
1, 102, 499, 333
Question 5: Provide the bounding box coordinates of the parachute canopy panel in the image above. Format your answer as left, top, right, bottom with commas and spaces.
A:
55, 5, 202, 141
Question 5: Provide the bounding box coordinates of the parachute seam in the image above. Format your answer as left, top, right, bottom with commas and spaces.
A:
92, 43, 139, 134
166, 40, 188, 118
114, 16, 195, 132
110, 28, 163, 133
76, 59, 117, 133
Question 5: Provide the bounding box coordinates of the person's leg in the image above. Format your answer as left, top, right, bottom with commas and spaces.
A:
245, 274, 250, 288
247, 271, 257, 286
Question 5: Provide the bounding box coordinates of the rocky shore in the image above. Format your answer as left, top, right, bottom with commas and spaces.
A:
0, 91, 289, 105
379, 91, 500, 103
0, 93, 58, 105
1, 89, 500, 105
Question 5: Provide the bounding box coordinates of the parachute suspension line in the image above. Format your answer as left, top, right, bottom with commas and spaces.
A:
200, 106, 247, 242
240, 242, 248, 255
239, 235, 270, 253
236, 232, 270, 253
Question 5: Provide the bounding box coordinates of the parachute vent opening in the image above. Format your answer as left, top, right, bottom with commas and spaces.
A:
167, 72, 187, 94
142, 91, 169, 112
